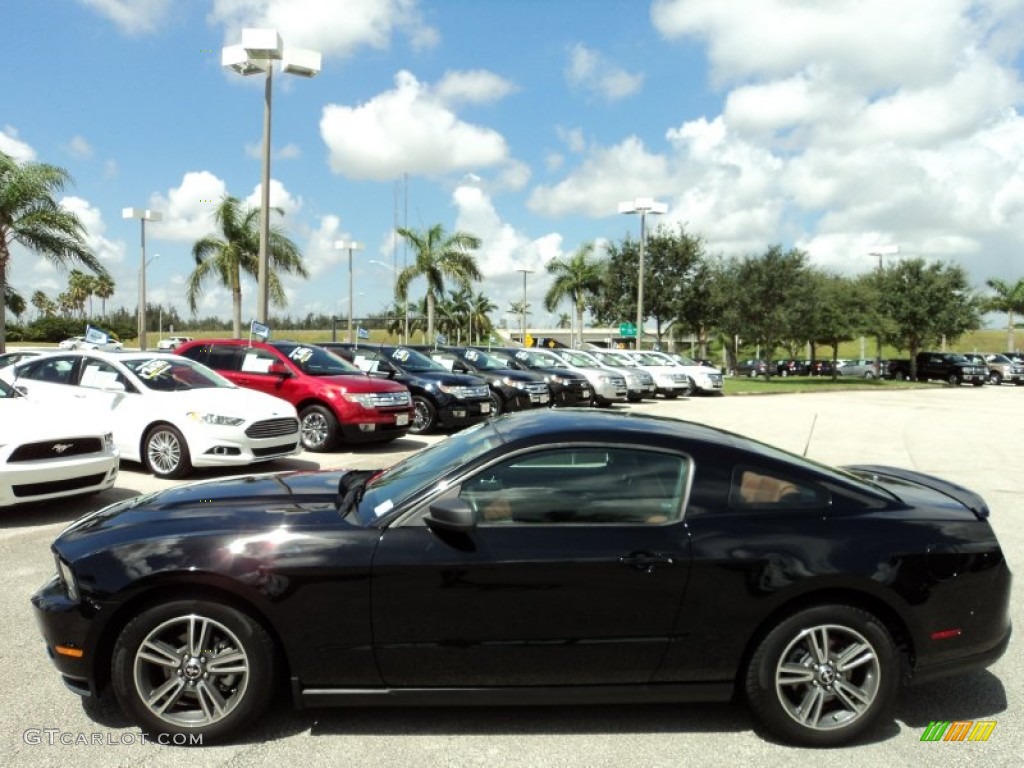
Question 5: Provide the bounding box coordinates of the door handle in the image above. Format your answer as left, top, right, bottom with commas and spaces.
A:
619, 552, 675, 572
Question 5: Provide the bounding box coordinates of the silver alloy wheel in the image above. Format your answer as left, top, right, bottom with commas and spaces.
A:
413, 399, 432, 432
774, 623, 881, 731
301, 411, 329, 449
147, 429, 182, 475
132, 614, 250, 728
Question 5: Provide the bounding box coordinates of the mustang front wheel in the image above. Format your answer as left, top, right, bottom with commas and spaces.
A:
746, 605, 897, 746
112, 600, 275, 743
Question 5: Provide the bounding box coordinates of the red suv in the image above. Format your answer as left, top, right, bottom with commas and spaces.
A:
177, 339, 413, 452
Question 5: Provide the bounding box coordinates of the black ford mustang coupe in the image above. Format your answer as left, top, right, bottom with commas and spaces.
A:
32, 409, 1011, 746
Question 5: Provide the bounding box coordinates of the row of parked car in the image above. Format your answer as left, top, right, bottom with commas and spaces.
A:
0, 340, 723, 506
733, 358, 880, 378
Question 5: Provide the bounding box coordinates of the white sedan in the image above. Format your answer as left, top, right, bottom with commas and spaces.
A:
0, 378, 119, 508
1, 351, 301, 479
58, 336, 123, 351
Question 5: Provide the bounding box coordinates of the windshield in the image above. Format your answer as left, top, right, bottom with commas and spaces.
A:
673, 354, 698, 365
513, 349, 569, 368
386, 347, 447, 373
357, 421, 504, 523
122, 357, 233, 391
276, 343, 361, 375
0, 378, 17, 398
633, 352, 671, 365
591, 351, 636, 367
557, 350, 600, 367
460, 348, 508, 370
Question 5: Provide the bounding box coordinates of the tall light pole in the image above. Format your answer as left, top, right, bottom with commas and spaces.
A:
335, 240, 364, 342
868, 245, 900, 372
618, 197, 666, 350
123, 208, 161, 351
516, 268, 534, 344
223, 29, 321, 326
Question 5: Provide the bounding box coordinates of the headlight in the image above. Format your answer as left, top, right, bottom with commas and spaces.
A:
55, 555, 79, 601
596, 374, 612, 384
188, 412, 245, 426
500, 376, 526, 388
103, 432, 115, 450
342, 393, 377, 408
548, 375, 566, 384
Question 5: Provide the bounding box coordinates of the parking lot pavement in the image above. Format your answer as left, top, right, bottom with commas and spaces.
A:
2, 387, 1020, 766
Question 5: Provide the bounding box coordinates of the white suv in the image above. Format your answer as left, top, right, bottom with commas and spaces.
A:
156, 336, 194, 350
628, 351, 724, 396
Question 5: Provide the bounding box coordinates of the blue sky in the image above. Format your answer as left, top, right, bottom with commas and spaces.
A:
4, 0, 1024, 331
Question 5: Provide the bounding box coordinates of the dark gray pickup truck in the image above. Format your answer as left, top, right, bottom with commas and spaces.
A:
886, 352, 987, 385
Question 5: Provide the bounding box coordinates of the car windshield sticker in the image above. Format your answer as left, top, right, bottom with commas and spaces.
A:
353, 356, 378, 373
80, 365, 120, 389
373, 499, 394, 517
515, 351, 529, 360
391, 348, 410, 362
136, 360, 172, 380
289, 347, 313, 364
436, 357, 455, 371
241, 353, 273, 373
465, 349, 479, 361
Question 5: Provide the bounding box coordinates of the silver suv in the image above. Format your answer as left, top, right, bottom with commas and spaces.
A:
552, 348, 655, 402
522, 348, 627, 406
984, 353, 1024, 385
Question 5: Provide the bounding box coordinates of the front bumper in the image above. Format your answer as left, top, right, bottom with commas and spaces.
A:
0, 454, 118, 508
339, 408, 413, 442
31, 575, 100, 697
437, 398, 492, 428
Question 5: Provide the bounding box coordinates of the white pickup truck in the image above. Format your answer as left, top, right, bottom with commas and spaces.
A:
156, 336, 194, 351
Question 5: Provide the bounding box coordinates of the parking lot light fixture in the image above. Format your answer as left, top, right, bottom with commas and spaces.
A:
122, 208, 162, 351
868, 245, 900, 373
222, 29, 321, 325
618, 197, 667, 350
335, 240, 364, 342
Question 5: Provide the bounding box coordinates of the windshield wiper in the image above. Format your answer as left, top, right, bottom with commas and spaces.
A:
335, 470, 378, 517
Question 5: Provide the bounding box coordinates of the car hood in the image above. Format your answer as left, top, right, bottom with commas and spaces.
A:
157, 386, 297, 417
54, 469, 359, 557
0, 398, 107, 439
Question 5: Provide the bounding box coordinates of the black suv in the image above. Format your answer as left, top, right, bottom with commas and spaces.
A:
323, 343, 491, 434
415, 346, 552, 416
483, 347, 593, 406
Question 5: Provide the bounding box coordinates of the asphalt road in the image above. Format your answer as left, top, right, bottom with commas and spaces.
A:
2, 386, 1020, 767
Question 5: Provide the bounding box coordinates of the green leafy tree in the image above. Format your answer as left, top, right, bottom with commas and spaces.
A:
395, 224, 482, 343
802, 272, 877, 378
468, 291, 497, 344
0, 151, 104, 353
878, 259, 981, 380
984, 277, 1024, 353
543, 242, 605, 348
187, 196, 307, 338
68, 269, 93, 318
716, 245, 812, 376
31, 289, 55, 318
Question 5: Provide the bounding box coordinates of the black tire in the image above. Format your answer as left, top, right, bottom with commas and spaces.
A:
111, 600, 275, 744
863, 372, 874, 380
972, 380, 984, 387
144, 424, 192, 479
894, 371, 906, 381
663, 391, 679, 400
299, 405, 338, 452
488, 390, 504, 417
989, 372, 1002, 385
746, 605, 898, 747
627, 393, 643, 403
410, 396, 437, 434
679, 377, 696, 397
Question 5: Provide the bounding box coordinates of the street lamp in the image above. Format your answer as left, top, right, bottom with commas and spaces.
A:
516, 268, 534, 345
335, 240, 364, 342
370, 259, 408, 343
223, 29, 321, 326
618, 197, 667, 350
868, 245, 900, 373
123, 208, 162, 351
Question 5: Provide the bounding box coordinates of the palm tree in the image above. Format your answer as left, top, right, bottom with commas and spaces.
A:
4, 285, 25, 318
93, 273, 115, 317
557, 312, 571, 329
985, 277, 1024, 353
543, 242, 605, 348
188, 196, 308, 338
0, 151, 103, 353
31, 290, 54, 318
468, 291, 497, 344
68, 269, 93, 318
395, 224, 482, 343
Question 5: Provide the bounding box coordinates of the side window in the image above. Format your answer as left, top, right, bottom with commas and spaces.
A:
21, 357, 76, 385
79, 360, 132, 392
460, 447, 688, 525
729, 466, 829, 510
239, 347, 281, 374
203, 346, 243, 372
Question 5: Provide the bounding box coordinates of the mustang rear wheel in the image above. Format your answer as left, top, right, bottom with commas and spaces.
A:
112, 600, 275, 743
746, 605, 897, 747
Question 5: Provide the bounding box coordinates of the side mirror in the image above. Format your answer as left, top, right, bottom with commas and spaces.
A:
101, 381, 126, 393
268, 362, 293, 378
425, 497, 477, 533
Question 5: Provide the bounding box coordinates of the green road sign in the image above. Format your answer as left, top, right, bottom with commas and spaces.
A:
619, 322, 636, 337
